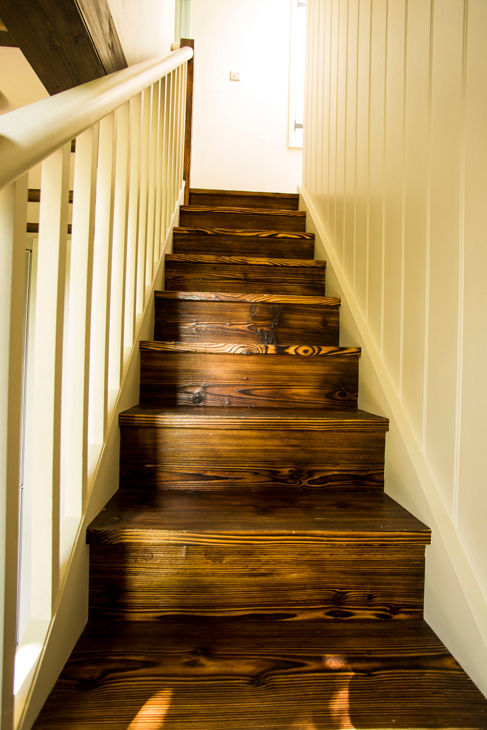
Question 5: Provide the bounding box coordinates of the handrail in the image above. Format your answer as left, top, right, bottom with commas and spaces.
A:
0, 46, 193, 191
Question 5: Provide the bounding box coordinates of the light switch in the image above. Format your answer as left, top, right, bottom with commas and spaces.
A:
229, 71, 240, 82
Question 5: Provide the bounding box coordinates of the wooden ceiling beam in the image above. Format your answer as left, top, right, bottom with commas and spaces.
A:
0, 0, 127, 95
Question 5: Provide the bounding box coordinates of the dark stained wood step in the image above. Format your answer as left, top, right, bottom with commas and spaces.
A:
154, 290, 340, 346
179, 205, 306, 232
173, 226, 315, 258
189, 188, 300, 209
165, 254, 326, 296
33, 618, 487, 729
87, 488, 429, 621
119, 407, 388, 490
139, 341, 359, 409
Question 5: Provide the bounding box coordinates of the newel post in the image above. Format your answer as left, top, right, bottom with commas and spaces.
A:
180, 39, 194, 206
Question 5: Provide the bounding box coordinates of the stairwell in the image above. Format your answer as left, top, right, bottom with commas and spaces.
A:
34, 190, 487, 729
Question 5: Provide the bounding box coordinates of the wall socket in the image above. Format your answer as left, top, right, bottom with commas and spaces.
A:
229, 71, 240, 82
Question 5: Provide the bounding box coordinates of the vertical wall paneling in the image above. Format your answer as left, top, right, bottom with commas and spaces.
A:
302, 0, 487, 693
425, 0, 464, 509
457, 0, 487, 577
343, 0, 359, 282
382, 0, 406, 387
336, 0, 349, 260
366, 0, 387, 345
354, 0, 372, 308
401, 0, 431, 436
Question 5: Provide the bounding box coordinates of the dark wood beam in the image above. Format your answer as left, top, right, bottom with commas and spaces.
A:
0, 0, 127, 95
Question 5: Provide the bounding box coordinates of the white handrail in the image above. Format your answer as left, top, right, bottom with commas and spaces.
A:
0, 46, 193, 191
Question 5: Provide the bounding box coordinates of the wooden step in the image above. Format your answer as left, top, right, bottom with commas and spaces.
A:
189, 188, 300, 210
165, 254, 326, 296
87, 488, 430, 621
154, 290, 340, 346
179, 205, 306, 232
139, 340, 359, 409
173, 226, 315, 258
119, 406, 388, 490
33, 618, 487, 729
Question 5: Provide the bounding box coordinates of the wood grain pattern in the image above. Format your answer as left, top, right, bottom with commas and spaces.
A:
165, 257, 326, 295
119, 405, 389, 431
155, 290, 339, 304
179, 205, 307, 231
142, 341, 357, 357
154, 296, 340, 345
33, 619, 487, 729
119, 416, 387, 490
0, 0, 126, 95
139, 347, 359, 409
167, 253, 325, 267
173, 226, 315, 258
88, 489, 429, 620
189, 189, 300, 210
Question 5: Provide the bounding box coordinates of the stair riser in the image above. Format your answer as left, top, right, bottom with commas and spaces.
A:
165, 261, 326, 296
89, 541, 426, 621
179, 208, 306, 232
119, 426, 385, 490
173, 230, 314, 258
154, 300, 340, 346
139, 350, 358, 409
189, 191, 300, 210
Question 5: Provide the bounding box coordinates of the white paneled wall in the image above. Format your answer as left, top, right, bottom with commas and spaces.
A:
302, 0, 487, 693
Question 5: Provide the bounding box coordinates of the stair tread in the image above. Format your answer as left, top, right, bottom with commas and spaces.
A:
87, 488, 430, 542
154, 290, 338, 305
190, 188, 299, 200
174, 225, 314, 238
180, 204, 306, 217
140, 340, 360, 357
34, 618, 487, 729
166, 253, 325, 268
119, 405, 389, 430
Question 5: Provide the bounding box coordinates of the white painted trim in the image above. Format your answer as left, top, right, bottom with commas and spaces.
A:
15, 184, 185, 730
300, 182, 487, 680
0, 47, 193, 191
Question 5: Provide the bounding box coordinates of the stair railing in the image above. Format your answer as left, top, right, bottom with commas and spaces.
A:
0, 44, 193, 728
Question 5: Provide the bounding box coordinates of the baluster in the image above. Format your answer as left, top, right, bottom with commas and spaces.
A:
136, 89, 151, 313
62, 126, 98, 524
124, 94, 141, 353
29, 145, 70, 615
153, 79, 164, 267
108, 104, 130, 403
88, 115, 115, 448
0, 174, 28, 717
146, 83, 158, 285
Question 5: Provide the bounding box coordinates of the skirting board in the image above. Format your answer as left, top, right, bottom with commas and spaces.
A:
300, 183, 487, 698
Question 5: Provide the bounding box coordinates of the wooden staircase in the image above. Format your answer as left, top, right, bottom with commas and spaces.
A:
34, 190, 487, 728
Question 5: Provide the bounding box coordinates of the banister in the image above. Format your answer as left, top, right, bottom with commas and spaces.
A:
0, 45, 193, 191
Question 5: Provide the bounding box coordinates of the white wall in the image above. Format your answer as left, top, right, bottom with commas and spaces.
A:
107, 0, 176, 64
0, 49, 48, 116
190, 0, 302, 193
301, 0, 487, 696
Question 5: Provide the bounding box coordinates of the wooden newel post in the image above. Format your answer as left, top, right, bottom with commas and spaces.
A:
181, 39, 194, 206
